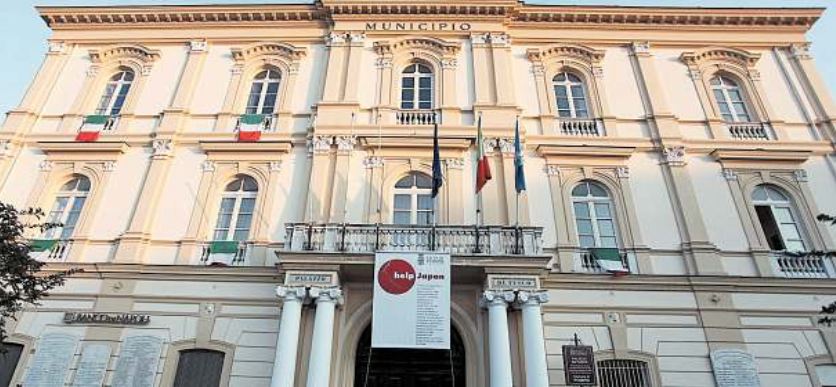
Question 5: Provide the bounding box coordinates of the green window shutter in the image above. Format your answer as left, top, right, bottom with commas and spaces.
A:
239, 114, 265, 126
84, 115, 110, 125
30, 239, 57, 252
209, 241, 239, 254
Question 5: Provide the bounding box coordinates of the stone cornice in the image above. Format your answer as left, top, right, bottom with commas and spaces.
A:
38, 3, 823, 31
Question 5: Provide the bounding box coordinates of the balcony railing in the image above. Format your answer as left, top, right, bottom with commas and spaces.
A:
772, 253, 834, 279
575, 249, 632, 273
235, 114, 274, 132
396, 110, 439, 125
558, 118, 604, 137
285, 223, 543, 256
30, 240, 71, 262
727, 122, 774, 141
200, 242, 250, 266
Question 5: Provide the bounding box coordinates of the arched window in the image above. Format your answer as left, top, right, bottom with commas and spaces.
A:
572, 181, 617, 249
597, 359, 653, 387
172, 349, 225, 387
553, 72, 589, 119
752, 185, 806, 252
245, 69, 282, 115
213, 176, 258, 242
401, 64, 433, 110
816, 364, 836, 387
710, 76, 753, 123
393, 172, 434, 225
45, 176, 91, 240
95, 69, 134, 116
0, 343, 24, 387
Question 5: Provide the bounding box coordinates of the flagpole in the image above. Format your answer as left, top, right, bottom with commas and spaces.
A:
376, 113, 383, 224
476, 112, 483, 228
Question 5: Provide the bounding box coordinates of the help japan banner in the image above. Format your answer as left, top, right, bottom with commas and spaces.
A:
372, 252, 451, 350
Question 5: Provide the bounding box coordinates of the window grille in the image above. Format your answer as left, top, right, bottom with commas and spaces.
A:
597, 359, 653, 387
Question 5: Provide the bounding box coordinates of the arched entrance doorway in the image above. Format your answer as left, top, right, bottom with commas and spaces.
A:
354, 325, 466, 387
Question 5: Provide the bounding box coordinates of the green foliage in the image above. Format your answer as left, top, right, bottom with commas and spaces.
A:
812, 214, 836, 327
0, 202, 80, 347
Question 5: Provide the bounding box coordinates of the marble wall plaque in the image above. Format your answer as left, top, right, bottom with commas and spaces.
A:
72, 344, 112, 387
711, 349, 761, 387
22, 333, 80, 387
111, 336, 164, 387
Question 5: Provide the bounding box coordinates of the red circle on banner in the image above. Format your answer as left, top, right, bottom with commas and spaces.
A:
377, 259, 416, 295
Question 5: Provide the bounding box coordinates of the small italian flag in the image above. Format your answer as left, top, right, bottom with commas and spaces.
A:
29, 239, 57, 253
237, 114, 265, 142
590, 248, 629, 276
76, 115, 108, 142
475, 115, 492, 193
207, 241, 239, 266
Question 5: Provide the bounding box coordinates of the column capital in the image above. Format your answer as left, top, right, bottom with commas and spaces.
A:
309, 287, 344, 305
515, 290, 549, 307
0, 140, 13, 158
335, 135, 357, 155
790, 43, 813, 60
363, 156, 384, 169
662, 146, 686, 166
482, 290, 516, 307
276, 286, 307, 301
152, 139, 173, 158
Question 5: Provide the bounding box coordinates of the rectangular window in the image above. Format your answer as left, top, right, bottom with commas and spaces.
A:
173, 350, 225, 387
0, 343, 24, 387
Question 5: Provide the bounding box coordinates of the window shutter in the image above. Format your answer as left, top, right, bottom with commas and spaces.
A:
172, 349, 225, 387
0, 343, 24, 387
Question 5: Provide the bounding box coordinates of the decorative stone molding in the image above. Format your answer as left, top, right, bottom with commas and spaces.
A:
631, 41, 651, 56
275, 286, 308, 302
327, 32, 347, 45
308, 287, 344, 305
103, 161, 118, 172
546, 165, 561, 176
616, 166, 630, 178
374, 36, 461, 59
231, 42, 307, 65
48, 41, 66, 54
790, 43, 813, 60
230, 65, 244, 75
269, 161, 283, 173
748, 70, 762, 81
151, 139, 173, 157
0, 141, 12, 158
375, 58, 393, 69
680, 47, 761, 69
794, 169, 809, 183
335, 135, 357, 154
592, 67, 604, 77
310, 136, 333, 155
470, 33, 490, 45
481, 290, 517, 307
363, 156, 384, 169
722, 169, 738, 181
441, 59, 458, 69
89, 44, 161, 76
497, 138, 515, 154
349, 32, 366, 43
86, 66, 100, 78
662, 146, 686, 166
445, 159, 464, 170
688, 69, 703, 80
39, 160, 54, 171
482, 137, 498, 155
201, 160, 216, 172
526, 43, 605, 67
515, 290, 549, 306
490, 33, 511, 47
532, 66, 546, 76
189, 40, 208, 52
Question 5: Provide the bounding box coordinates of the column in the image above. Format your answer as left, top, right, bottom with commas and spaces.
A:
329, 136, 356, 223
483, 290, 515, 387
306, 288, 343, 387
517, 291, 550, 387
490, 34, 515, 106
471, 34, 493, 105
322, 32, 348, 103
306, 136, 334, 223
271, 286, 307, 387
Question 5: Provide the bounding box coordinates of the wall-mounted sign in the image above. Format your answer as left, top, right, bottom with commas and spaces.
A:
365, 22, 472, 31
72, 344, 111, 387
372, 252, 451, 350
112, 335, 164, 387
23, 333, 80, 387
63, 312, 150, 325
285, 271, 338, 287
711, 349, 761, 387
563, 345, 597, 386
487, 275, 539, 291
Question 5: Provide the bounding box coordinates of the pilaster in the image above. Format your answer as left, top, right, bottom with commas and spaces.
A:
158, 41, 210, 133
329, 135, 356, 223
306, 136, 335, 223
499, 138, 530, 226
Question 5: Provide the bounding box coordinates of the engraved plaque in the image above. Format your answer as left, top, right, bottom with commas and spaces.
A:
111, 336, 164, 387
22, 333, 80, 387
711, 349, 761, 387
487, 275, 540, 291
72, 344, 111, 387
285, 271, 337, 287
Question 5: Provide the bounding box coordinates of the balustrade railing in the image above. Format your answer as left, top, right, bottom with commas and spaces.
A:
285, 223, 543, 256
727, 122, 773, 141
576, 249, 631, 273
200, 242, 250, 266
235, 114, 274, 132
558, 118, 603, 137
30, 240, 71, 262
396, 110, 439, 125
772, 253, 834, 279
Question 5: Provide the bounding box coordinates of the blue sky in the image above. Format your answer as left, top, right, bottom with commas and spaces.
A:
0, 0, 833, 115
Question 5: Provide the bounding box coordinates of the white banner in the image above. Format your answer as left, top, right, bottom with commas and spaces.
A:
372, 252, 450, 350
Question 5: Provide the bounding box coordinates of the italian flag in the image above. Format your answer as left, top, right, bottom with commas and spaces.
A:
76, 115, 108, 142
475, 115, 492, 193
237, 114, 264, 142
590, 248, 629, 276
207, 241, 239, 266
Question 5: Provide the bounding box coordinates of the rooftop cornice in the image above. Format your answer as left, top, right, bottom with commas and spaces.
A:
37, 3, 823, 31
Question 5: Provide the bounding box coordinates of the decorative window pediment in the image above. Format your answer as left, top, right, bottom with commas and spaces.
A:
88, 44, 161, 76
374, 36, 461, 62
231, 42, 307, 68
680, 47, 761, 70
526, 44, 605, 67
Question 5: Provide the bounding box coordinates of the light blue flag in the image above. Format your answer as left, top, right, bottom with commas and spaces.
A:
514, 118, 526, 193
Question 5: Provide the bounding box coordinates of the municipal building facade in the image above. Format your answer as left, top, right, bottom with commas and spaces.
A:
2, 1, 836, 386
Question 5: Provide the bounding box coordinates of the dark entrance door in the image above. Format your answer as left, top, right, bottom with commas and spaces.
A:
354, 325, 466, 387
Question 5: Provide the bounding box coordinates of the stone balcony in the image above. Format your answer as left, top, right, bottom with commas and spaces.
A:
727, 122, 775, 141
284, 223, 543, 256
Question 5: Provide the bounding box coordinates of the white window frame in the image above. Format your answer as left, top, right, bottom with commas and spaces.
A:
44, 177, 90, 240
752, 185, 807, 252
212, 177, 258, 242
553, 72, 590, 119
392, 173, 434, 225
95, 70, 134, 116
711, 75, 753, 123
400, 64, 434, 110
571, 181, 619, 249
245, 69, 282, 115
